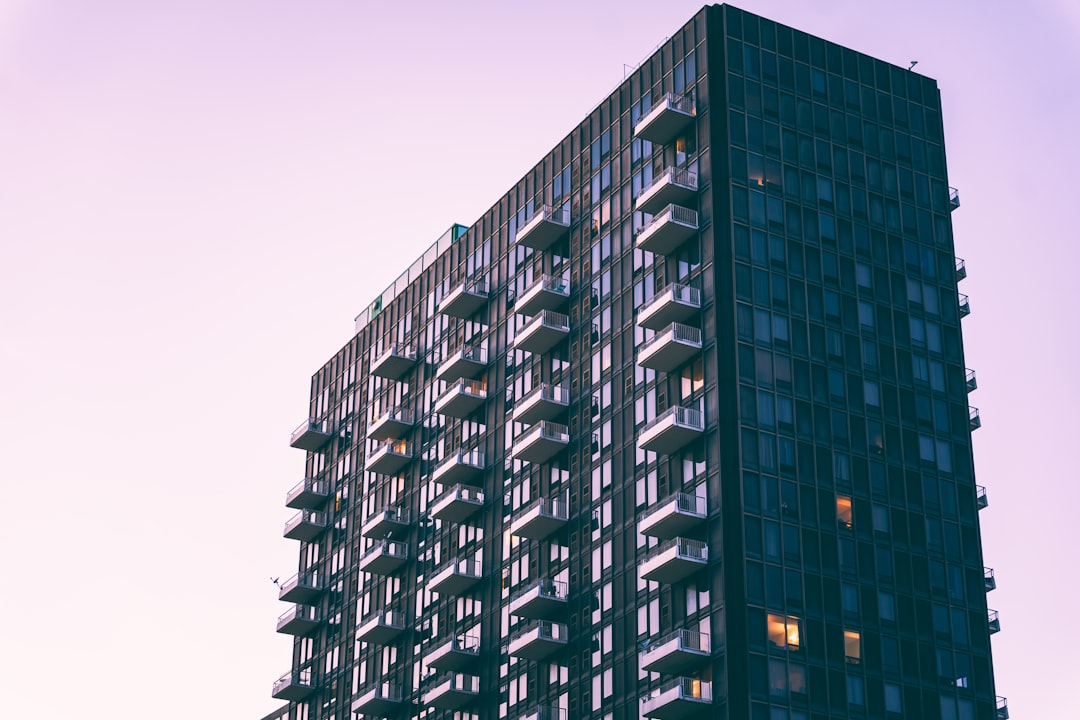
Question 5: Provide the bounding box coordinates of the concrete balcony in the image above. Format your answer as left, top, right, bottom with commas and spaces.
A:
516, 204, 570, 251
634, 92, 696, 145
512, 420, 569, 464
639, 492, 706, 540
284, 510, 326, 542
276, 604, 320, 636
423, 673, 479, 710
637, 283, 701, 331
285, 477, 328, 510
356, 609, 406, 645
361, 506, 411, 540
640, 628, 711, 674
638, 405, 704, 454
434, 379, 487, 418
515, 274, 570, 316
432, 449, 485, 486
289, 418, 331, 451
352, 682, 403, 717
370, 345, 417, 381
641, 677, 712, 720
513, 384, 570, 425
518, 705, 566, 720
640, 538, 709, 584
988, 609, 1001, 634
507, 578, 569, 620
438, 278, 490, 319
637, 167, 699, 214
977, 484, 988, 510
366, 440, 413, 476
436, 345, 487, 383
278, 572, 322, 604
637, 322, 702, 373
513, 310, 570, 354
507, 620, 568, 661
358, 540, 409, 575
429, 558, 483, 596
430, 483, 485, 523
427, 634, 481, 671
635, 204, 698, 256
272, 669, 315, 701
984, 567, 997, 592
509, 497, 569, 541
366, 407, 415, 441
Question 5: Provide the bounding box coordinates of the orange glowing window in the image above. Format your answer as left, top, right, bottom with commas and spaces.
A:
767, 613, 802, 650
836, 495, 853, 529
844, 629, 862, 663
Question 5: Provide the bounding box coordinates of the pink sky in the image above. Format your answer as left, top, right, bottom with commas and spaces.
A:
1, 0, 1076, 717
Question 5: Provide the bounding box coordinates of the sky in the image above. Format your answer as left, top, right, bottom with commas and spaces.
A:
0, 0, 1076, 717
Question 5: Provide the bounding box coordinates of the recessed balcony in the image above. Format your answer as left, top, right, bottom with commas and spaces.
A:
519, 705, 566, 720
361, 506, 411, 540
367, 407, 415, 441
966, 368, 978, 393
641, 677, 713, 720
370, 345, 417, 381
429, 558, 483, 596
956, 257, 967, 282
984, 567, 997, 592
366, 440, 413, 476
352, 682, 403, 717
276, 604, 320, 636
512, 384, 570, 425
640, 538, 709, 584
436, 345, 488, 383
949, 186, 961, 211
637, 167, 699, 214
427, 634, 481, 671
977, 485, 989, 510
512, 420, 569, 464
639, 492, 707, 540
640, 628, 711, 674
959, 293, 971, 318
358, 540, 409, 575
278, 572, 323, 604
272, 669, 315, 701
513, 310, 570, 354
284, 510, 326, 542
634, 92, 696, 145
637, 322, 702, 373
438, 278, 490, 319
969, 406, 982, 431
508, 497, 569, 541
638, 283, 701, 331
430, 483, 485, 523
435, 379, 487, 418
285, 477, 328, 510
507, 578, 569, 620
516, 274, 570, 316
507, 620, 568, 661
432, 449, 485, 486
636, 204, 699, 256
996, 696, 1010, 720
638, 405, 705, 454
289, 419, 332, 451
356, 609, 406, 645
516, 204, 570, 251
423, 673, 479, 710
988, 609, 1001, 634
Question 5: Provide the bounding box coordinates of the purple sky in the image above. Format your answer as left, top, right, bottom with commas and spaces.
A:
1, 0, 1076, 717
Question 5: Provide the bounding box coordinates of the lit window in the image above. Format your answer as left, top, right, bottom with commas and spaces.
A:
767, 613, 801, 650
836, 496, 853, 529
844, 629, 861, 664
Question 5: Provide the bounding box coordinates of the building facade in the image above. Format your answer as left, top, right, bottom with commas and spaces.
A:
271, 5, 1004, 720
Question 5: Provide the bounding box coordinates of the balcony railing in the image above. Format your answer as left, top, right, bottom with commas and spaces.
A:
366, 406, 415, 440
966, 368, 978, 392
976, 484, 989, 510
640, 628, 711, 674
355, 609, 406, 645
429, 558, 483, 596
289, 418, 332, 451
509, 497, 570, 540
988, 609, 1001, 634
955, 257, 967, 281
436, 344, 488, 382
272, 668, 315, 701
640, 537, 709, 584
638, 405, 705, 454
641, 677, 712, 720
438, 277, 490, 319
636, 322, 702, 373
638, 491, 707, 539
996, 696, 1009, 719
427, 633, 481, 671
361, 505, 411, 539
634, 92, 696, 144
284, 510, 326, 542
432, 448, 485, 485
278, 571, 322, 604
507, 578, 569, 619
512, 420, 570, 464
513, 309, 570, 354
515, 274, 570, 316
635, 204, 699, 255
513, 383, 570, 425
357, 540, 409, 575
984, 567, 997, 592
516, 204, 571, 251
430, 482, 485, 523
434, 379, 487, 418
285, 477, 328, 510
969, 406, 981, 431
276, 604, 320, 636
959, 293, 971, 317
636, 166, 699, 214
423, 672, 479, 710
366, 440, 414, 476
507, 620, 568, 660
351, 682, 403, 716
637, 282, 701, 330
369, 344, 416, 381
519, 704, 566, 720
948, 186, 961, 211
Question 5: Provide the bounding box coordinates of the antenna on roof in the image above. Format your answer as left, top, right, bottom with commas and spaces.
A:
909, 60, 918, 70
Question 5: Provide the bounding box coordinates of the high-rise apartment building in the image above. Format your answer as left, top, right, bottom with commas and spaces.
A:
270, 5, 1004, 720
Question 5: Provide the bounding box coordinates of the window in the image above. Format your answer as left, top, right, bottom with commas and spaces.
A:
836, 495, 853, 529
767, 613, 802, 650
844, 629, 861, 664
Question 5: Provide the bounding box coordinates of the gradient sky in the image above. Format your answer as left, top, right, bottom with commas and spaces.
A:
1, 0, 1077, 717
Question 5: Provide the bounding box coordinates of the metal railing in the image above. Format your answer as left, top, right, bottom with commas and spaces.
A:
644, 537, 708, 563
448, 277, 490, 298
365, 505, 410, 527
955, 257, 967, 280
520, 704, 567, 720
358, 608, 404, 630
518, 383, 570, 409
522, 309, 570, 333
522, 204, 570, 230
432, 557, 483, 581
640, 404, 705, 435
370, 439, 413, 457
643, 282, 701, 311
642, 676, 712, 703
965, 368, 977, 392
290, 418, 327, 443
360, 540, 408, 562
371, 407, 414, 426
443, 378, 487, 398
642, 166, 699, 195
517, 420, 570, 446
645, 92, 696, 118
948, 186, 961, 209
354, 682, 403, 707
510, 578, 569, 605
374, 344, 416, 363
286, 477, 326, 503
637, 203, 699, 235
976, 484, 988, 509
984, 567, 996, 591
432, 482, 485, 508
427, 672, 479, 694
639, 322, 702, 355
518, 496, 569, 522
273, 668, 312, 694
523, 273, 570, 298
958, 293, 971, 317
442, 344, 488, 366
435, 448, 486, 473
279, 571, 320, 596
643, 627, 711, 656
969, 406, 981, 430
284, 510, 326, 534
640, 491, 706, 522
277, 603, 320, 626
511, 620, 567, 644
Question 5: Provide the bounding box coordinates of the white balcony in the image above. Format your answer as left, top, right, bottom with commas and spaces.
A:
639, 492, 706, 540
356, 609, 406, 645
640, 538, 709, 584
366, 440, 413, 476
637, 322, 702, 373
508, 497, 569, 541
358, 540, 409, 575
272, 669, 315, 701
638, 405, 704, 454
513, 310, 570, 354
438, 278, 490, 319
635, 204, 699, 256
640, 628, 710, 674
427, 634, 481, 671
366, 407, 415, 441
516, 204, 570, 251
507, 620, 568, 661
285, 477, 328, 510
276, 604, 320, 636
512, 420, 569, 464
429, 558, 483, 596
352, 682, 403, 716
289, 419, 332, 451
284, 510, 326, 542
430, 483, 485, 523
641, 677, 712, 720
637, 283, 701, 331
370, 345, 416, 381
512, 384, 570, 425
435, 379, 487, 418
634, 92, 696, 145
361, 506, 411, 540
515, 274, 570, 316
423, 673, 479, 710
636, 167, 699, 214
436, 345, 487, 383
432, 449, 485, 486
507, 579, 569, 620
278, 572, 322, 604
